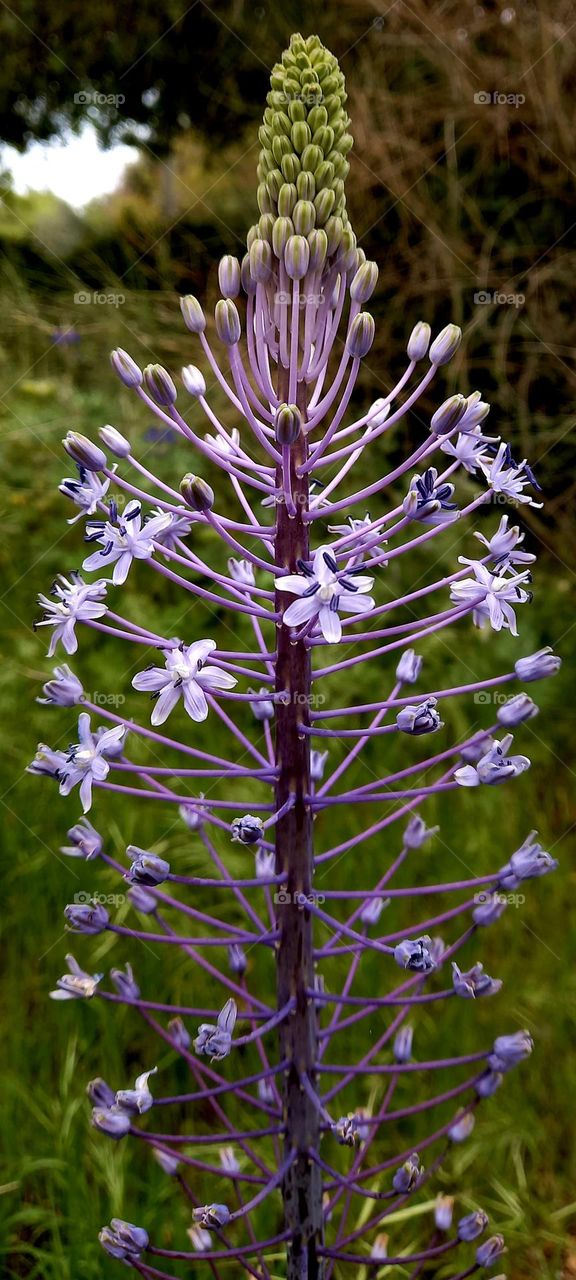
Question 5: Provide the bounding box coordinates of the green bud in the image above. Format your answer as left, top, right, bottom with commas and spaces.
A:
272, 134, 292, 164
180, 295, 206, 334
293, 200, 316, 236
301, 144, 323, 172
346, 313, 375, 359
296, 171, 316, 201
284, 234, 310, 281
281, 154, 301, 183
215, 299, 241, 346
278, 183, 297, 216
291, 121, 311, 154
314, 188, 336, 225
350, 261, 379, 305
274, 402, 302, 445
307, 229, 328, 273
250, 239, 273, 284
143, 364, 177, 406
272, 217, 294, 259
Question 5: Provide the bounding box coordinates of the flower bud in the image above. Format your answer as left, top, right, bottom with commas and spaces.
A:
272, 216, 294, 258
127, 885, 158, 913
458, 1209, 489, 1241
393, 1024, 413, 1063
514, 647, 561, 681
180, 295, 206, 333
314, 188, 336, 225
394, 936, 435, 972
98, 424, 131, 457
346, 312, 375, 359
168, 1016, 191, 1050
435, 1195, 454, 1231
63, 432, 107, 473
40, 664, 84, 708
476, 1236, 506, 1268
396, 649, 423, 684
126, 846, 171, 886
284, 234, 310, 280
430, 393, 467, 435
448, 1110, 476, 1141
293, 199, 316, 236
396, 697, 442, 736
64, 901, 109, 934
92, 1107, 131, 1138
407, 321, 431, 361
496, 693, 538, 726
218, 255, 241, 298
488, 1029, 533, 1072
215, 298, 241, 345
180, 473, 215, 512
392, 1152, 422, 1193
403, 814, 439, 848
274, 402, 302, 445
193, 1204, 231, 1229
181, 365, 206, 398
228, 942, 247, 975
475, 1069, 503, 1097
110, 348, 142, 387
249, 238, 273, 284
310, 749, 328, 782
87, 1077, 115, 1108
307, 228, 328, 272
110, 962, 140, 1000
429, 323, 462, 365
231, 815, 264, 845
143, 364, 177, 407
367, 398, 390, 428
278, 182, 297, 216
154, 1148, 180, 1176
350, 261, 378, 304
99, 1219, 149, 1260
249, 688, 275, 722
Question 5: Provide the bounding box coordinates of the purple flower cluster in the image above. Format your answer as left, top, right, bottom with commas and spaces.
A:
30, 33, 560, 1280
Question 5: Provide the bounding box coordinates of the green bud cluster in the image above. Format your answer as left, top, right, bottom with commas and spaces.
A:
252, 34, 354, 265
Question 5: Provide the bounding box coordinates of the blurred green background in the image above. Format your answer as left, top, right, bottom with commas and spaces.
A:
0, 2, 574, 1277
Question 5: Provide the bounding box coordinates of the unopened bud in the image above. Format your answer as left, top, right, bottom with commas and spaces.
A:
275, 403, 302, 445
99, 425, 131, 457
110, 348, 142, 387
284, 234, 310, 280
180, 295, 206, 333
218, 255, 241, 299
407, 321, 431, 361
180, 473, 215, 512
143, 364, 177, 407
63, 432, 107, 472
429, 323, 462, 366
181, 365, 206, 398
350, 260, 378, 304
346, 312, 375, 359
215, 299, 241, 346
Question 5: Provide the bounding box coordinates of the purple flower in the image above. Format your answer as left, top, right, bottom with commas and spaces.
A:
448, 1110, 476, 1142
110, 963, 140, 1000
475, 1070, 503, 1098
126, 846, 171, 886
455, 735, 530, 788
451, 561, 532, 635
99, 1219, 149, 1260
497, 831, 558, 889
59, 465, 112, 524
457, 1209, 488, 1241
231, 815, 264, 845
473, 514, 536, 570
310, 749, 329, 781
396, 697, 443, 736
515, 646, 561, 681
249, 687, 275, 721
395, 649, 423, 684
393, 1024, 413, 1063
168, 1016, 191, 1050
435, 1195, 454, 1231
452, 961, 502, 999
394, 936, 435, 972
194, 998, 237, 1060
64, 901, 109, 934
132, 639, 236, 725
402, 467, 458, 525
488, 1030, 533, 1072
333, 1114, 360, 1146
115, 1067, 157, 1114
193, 1203, 231, 1229
440, 425, 497, 474
472, 891, 508, 927
496, 693, 538, 726
36, 573, 108, 656
476, 1235, 507, 1267
277, 545, 374, 644
50, 954, 102, 1001
83, 500, 172, 585
92, 1107, 132, 1138
392, 1152, 423, 1193
58, 712, 126, 812
481, 441, 542, 507
38, 664, 84, 707
60, 818, 102, 860
403, 814, 439, 848
87, 1078, 115, 1108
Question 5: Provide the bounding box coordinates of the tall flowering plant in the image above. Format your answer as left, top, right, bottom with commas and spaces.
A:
31, 33, 560, 1280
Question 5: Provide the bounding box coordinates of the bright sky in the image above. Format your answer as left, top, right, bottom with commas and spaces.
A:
2, 123, 139, 208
